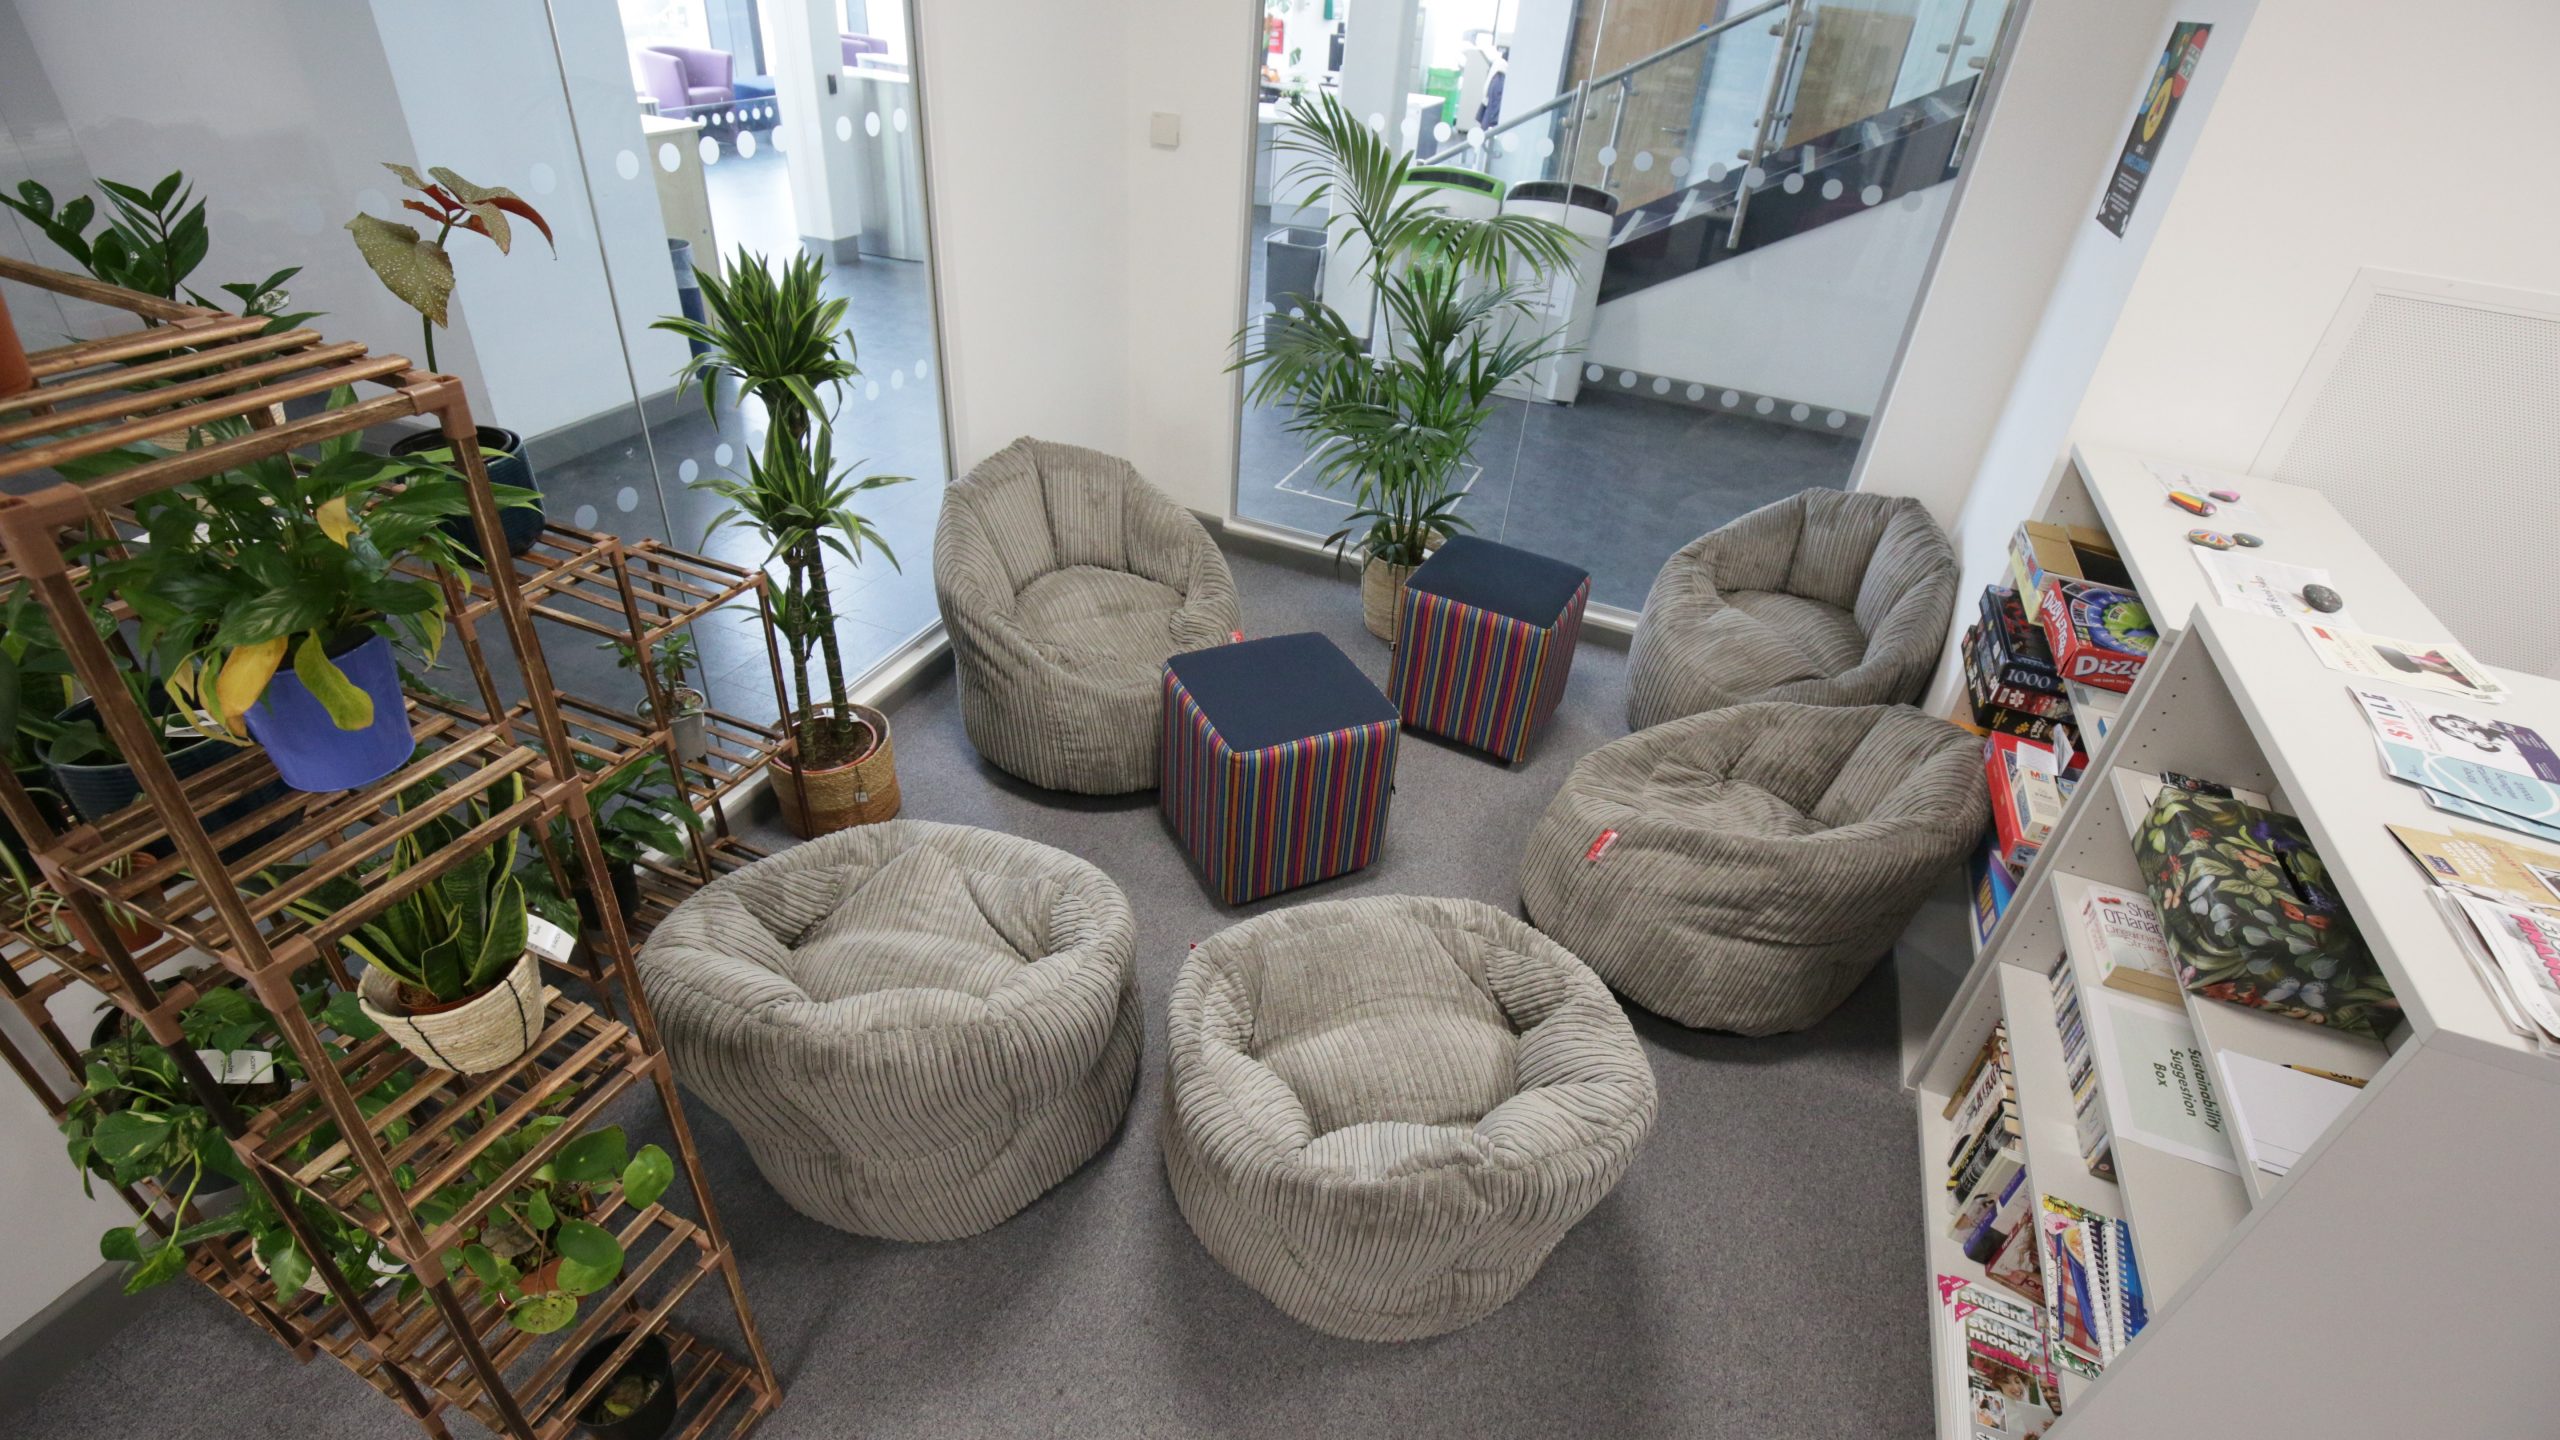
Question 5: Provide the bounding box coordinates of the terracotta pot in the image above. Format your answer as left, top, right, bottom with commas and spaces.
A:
0, 288, 32, 398
358, 950, 544, 1074
1358, 534, 1445, 643
774, 703, 899, 838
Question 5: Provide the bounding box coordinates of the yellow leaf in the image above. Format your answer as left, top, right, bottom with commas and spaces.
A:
216, 638, 290, 736
317, 496, 356, 546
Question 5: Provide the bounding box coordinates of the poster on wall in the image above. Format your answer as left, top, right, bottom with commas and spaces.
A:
2096, 22, 2212, 237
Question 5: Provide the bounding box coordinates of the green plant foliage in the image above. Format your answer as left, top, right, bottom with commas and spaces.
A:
1235, 93, 1578, 566
651, 249, 857, 441
349, 163, 554, 371
422, 1116, 673, 1334
0, 171, 317, 331
289, 771, 533, 1007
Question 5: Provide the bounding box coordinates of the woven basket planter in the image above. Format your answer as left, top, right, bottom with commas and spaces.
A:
775, 703, 901, 838
1358, 534, 1444, 642
358, 949, 544, 1075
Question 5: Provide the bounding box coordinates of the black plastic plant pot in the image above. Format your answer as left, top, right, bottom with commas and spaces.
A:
47, 702, 297, 861
391, 425, 545, 559
567, 1332, 677, 1440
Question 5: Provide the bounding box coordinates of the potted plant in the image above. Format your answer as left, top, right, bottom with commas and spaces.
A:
446, 1120, 675, 1335
349, 162, 555, 558
651, 251, 909, 837
605, 632, 711, 764
1237, 93, 1576, 640
1, 170, 316, 331
521, 754, 703, 949
85, 396, 517, 794
287, 774, 542, 1074
568, 1332, 678, 1440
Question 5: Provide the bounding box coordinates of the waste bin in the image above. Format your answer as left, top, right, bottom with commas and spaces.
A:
1262, 226, 1327, 343
1498, 181, 1619, 405
668, 238, 708, 359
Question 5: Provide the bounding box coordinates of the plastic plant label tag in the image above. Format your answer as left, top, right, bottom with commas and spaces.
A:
199, 1049, 276, 1086
525, 916, 577, 965
1585, 828, 1620, 862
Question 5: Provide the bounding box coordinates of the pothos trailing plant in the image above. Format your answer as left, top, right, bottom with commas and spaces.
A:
1235, 92, 1577, 567
349, 163, 554, 372
430, 1117, 675, 1335
651, 251, 909, 771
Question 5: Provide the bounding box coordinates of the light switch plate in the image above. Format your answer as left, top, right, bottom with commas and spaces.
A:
1149, 112, 1181, 149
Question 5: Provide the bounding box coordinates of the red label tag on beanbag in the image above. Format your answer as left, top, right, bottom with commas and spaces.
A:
1585, 828, 1619, 862
1231, 629, 1244, 643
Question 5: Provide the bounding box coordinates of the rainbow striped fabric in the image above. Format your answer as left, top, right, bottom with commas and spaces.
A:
1159, 633, 1399, 905
1392, 537, 1591, 764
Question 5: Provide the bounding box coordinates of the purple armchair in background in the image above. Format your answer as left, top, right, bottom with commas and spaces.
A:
841, 34, 887, 67
639, 44, 736, 115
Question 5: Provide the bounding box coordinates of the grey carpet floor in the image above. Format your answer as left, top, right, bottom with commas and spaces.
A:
1, 546, 1930, 1440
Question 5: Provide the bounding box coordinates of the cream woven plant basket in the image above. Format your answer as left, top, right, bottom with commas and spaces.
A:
1359, 534, 1444, 642
775, 702, 901, 837
358, 949, 544, 1074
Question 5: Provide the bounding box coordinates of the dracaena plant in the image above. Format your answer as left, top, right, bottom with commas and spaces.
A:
0, 170, 314, 330
349, 163, 555, 372
652, 249, 857, 446
1235, 92, 1577, 566
81, 389, 516, 739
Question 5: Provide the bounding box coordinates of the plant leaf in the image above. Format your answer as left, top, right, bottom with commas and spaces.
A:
507, 1292, 578, 1334
293, 635, 375, 731
551, 1125, 625, 1185
216, 636, 289, 733
258, 1227, 311, 1298
346, 213, 454, 330
621, 1145, 675, 1210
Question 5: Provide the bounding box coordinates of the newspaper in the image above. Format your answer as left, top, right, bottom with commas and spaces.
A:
2354, 687, 2560, 829
2190, 548, 2353, 625
2302, 623, 2509, 702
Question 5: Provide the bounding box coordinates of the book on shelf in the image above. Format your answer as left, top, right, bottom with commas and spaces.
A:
2047, 952, 2117, 1181
1972, 842, 2018, 943
1955, 1163, 2035, 1265
1943, 1024, 2006, 1119
2071, 882, 2182, 1004
2037, 1195, 2148, 1379
1983, 1211, 2046, 1305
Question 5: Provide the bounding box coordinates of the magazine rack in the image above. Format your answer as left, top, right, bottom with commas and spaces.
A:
0, 255, 782, 1438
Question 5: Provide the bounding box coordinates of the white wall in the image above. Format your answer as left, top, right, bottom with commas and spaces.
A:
2065, 0, 2560, 659
1585, 183, 1951, 415
0, 1033, 128, 1340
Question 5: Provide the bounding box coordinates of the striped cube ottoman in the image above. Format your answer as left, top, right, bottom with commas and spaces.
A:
1160, 632, 1399, 905
1392, 535, 1591, 763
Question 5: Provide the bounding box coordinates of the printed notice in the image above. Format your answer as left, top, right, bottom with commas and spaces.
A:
2091, 990, 2238, 1173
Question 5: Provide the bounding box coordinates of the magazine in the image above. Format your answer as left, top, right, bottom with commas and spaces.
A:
2450, 893, 2560, 1042
2301, 623, 2508, 702
2423, 788, 2560, 845
2354, 687, 2560, 819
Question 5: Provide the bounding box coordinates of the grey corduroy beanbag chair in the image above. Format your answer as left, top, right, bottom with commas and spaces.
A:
1521, 703, 1986, 1035
1164, 896, 1657, 1341
936, 436, 1242, 794
1625, 489, 1957, 731
639, 820, 1141, 1242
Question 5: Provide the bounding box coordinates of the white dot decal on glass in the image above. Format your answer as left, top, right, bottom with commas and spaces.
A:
1617, 370, 1638, 388
1861, 184, 1884, 205
1669, 156, 1690, 177
1288, 306, 1305, 320
677, 458, 700, 483
614, 150, 640, 180
287, 199, 325, 236
893, 108, 908, 133
717, 110, 732, 125
658, 142, 681, 173
616, 486, 640, 512
1433, 122, 1452, 142
1721, 390, 1742, 408
1825, 410, 1847, 429
1260, 301, 1276, 315
693, 114, 707, 128
1596, 145, 1617, 166
864, 380, 880, 401
1494, 135, 1511, 155
1821, 178, 1843, 201
1901, 192, 1925, 211
913, 359, 928, 379
1685, 384, 1707, 402
771, 127, 787, 153
699, 136, 720, 165
1781, 173, 1803, 194
1742, 166, 1765, 187
1532, 136, 1553, 159
1754, 396, 1776, 415
1584, 364, 1605, 383
890, 371, 905, 390
865, 112, 882, 137
529, 162, 557, 195
573, 504, 599, 529
1367, 112, 1386, 132
1636, 151, 1657, 173
1789, 403, 1810, 422
836, 115, 855, 142
738, 131, 757, 158
356, 187, 391, 217
1651, 377, 1671, 394
714, 443, 733, 466
1706, 162, 1728, 183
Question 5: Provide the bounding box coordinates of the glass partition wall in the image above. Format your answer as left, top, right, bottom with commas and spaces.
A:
0, 0, 951, 726
1237, 0, 2013, 613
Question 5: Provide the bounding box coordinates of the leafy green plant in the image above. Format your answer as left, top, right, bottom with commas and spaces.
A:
446, 1120, 675, 1334
298, 774, 531, 1008
587, 754, 703, 867
601, 630, 702, 704
0, 171, 314, 330
83, 390, 524, 738
1236, 93, 1576, 566
349, 163, 554, 372
651, 251, 908, 771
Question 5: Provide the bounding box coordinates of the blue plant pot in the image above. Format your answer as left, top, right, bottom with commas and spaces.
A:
243, 634, 414, 793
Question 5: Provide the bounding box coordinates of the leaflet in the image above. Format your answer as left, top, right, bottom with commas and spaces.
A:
2387, 824, 2560, 913
2302, 623, 2508, 702
2355, 686, 2560, 829
2190, 548, 2351, 625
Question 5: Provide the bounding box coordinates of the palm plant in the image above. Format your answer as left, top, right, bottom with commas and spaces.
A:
1236, 93, 1578, 567
656, 252, 905, 755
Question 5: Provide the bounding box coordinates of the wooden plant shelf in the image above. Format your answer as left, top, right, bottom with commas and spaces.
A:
628, 837, 775, 942
0, 258, 778, 1440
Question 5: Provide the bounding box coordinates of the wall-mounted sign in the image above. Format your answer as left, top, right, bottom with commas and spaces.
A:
2097, 22, 2211, 238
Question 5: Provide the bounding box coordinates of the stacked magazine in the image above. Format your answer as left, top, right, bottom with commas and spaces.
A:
2036, 1196, 2148, 1380
2390, 824, 2560, 1051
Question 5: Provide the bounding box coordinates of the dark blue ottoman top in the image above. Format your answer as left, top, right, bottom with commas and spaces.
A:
1409, 535, 1589, 625
1166, 632, 1397, 752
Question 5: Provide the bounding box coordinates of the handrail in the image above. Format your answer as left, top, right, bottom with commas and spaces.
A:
1460, 0, 1788, 156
